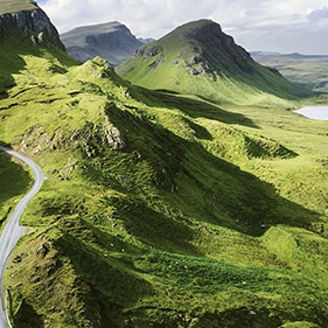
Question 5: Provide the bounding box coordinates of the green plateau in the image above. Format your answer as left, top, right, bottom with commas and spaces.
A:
0, 3, 328, 328
0, 0, 37, 15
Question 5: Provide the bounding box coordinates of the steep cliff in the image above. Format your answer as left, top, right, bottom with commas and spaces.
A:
61, 22, 143, 65
0, 0, 64, 50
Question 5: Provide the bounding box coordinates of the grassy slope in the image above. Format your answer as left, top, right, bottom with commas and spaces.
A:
0, 34, 328, 328
117, 21, 310, 107
0, 150, 32, 234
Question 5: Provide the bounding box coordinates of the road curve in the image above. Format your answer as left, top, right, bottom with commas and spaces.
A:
0, 146, 44, 328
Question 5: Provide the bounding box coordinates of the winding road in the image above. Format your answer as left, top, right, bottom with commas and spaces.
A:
0, 146, 44, 328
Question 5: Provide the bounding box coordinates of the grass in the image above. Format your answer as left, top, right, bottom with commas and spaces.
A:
0, 31, 327, 327
0, 0, 37, 15
0, 149, 32, 233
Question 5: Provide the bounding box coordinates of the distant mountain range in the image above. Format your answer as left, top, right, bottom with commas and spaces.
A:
61, 22, 151, 66
251, 51, 328, 92
251, 51, 328, 65
138, 37, 155, 44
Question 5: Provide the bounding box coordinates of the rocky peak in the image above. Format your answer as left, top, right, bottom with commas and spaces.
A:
0, 0, 65, 50
135, 19, 255, 75
176, 20, 253, 73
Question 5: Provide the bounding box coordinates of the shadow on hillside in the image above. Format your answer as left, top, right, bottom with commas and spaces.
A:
0, 142, 31, 226
134, 87, 259, 129
199, 48, 313, 101
0, 53, 25, 101
108, 195, 202, 255
12, 299, 44, 328
101, 106, 319, 238
0, 36, 46, 101
53, 220, 155, 326
0, 34, 76, 102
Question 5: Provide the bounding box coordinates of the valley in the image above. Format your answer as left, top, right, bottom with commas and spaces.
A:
251, 52, 328, 93
0, 1, 327, 328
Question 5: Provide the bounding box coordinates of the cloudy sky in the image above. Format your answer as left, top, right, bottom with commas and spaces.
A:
38, 0, 328, 54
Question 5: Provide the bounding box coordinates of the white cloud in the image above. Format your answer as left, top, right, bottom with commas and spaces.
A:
39, 0, 328, 54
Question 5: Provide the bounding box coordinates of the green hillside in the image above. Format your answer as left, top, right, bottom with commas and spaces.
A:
117, 20, 311, 107
0, 11, 328, 328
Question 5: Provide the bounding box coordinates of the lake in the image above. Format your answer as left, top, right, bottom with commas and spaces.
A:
294, 106, 328, 120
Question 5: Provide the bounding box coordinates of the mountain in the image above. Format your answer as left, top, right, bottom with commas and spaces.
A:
252, 51, 328, 92
1, 4, 328, 328
117, 19, 311, 106
61, 21, 143, 66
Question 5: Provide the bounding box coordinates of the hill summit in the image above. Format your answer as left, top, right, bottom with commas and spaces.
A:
157, 19, 255, 75
61, 21, 143, 65
118, 19, 310, 106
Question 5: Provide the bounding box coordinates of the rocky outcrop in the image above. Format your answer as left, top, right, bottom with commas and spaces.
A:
136, 45, 161, 58
0, 5, 65, 50
181, 20, 252, 72
70, 121, 125, 158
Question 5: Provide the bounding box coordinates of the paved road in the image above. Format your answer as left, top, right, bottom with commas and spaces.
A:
0, 146, 44, 328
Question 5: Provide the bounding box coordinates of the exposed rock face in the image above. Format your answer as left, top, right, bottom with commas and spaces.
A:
61, 22, 143, 65
180, 20, 252, 73
70, 121, 125, 158
0, 4, 65, 50
136, 45, 161, 58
